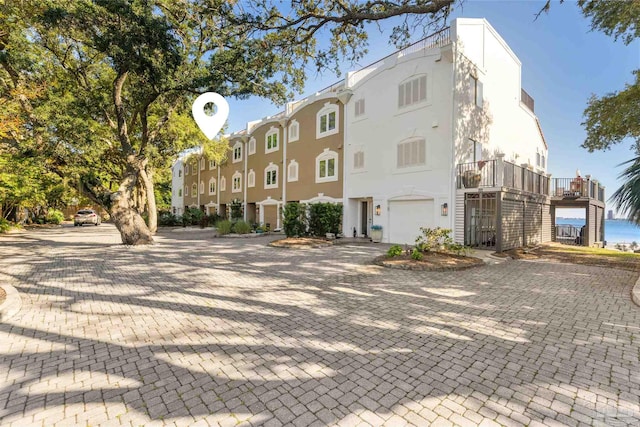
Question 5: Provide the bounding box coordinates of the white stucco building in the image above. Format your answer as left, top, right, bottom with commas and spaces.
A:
170, 156, 185, 216
342, 18, 548, 245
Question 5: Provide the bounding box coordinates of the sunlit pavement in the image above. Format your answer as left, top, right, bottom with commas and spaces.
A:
0, 224, 639, 427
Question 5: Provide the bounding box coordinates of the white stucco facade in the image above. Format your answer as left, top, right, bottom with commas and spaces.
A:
170, 157, 185, 216
343, 18, 547, 244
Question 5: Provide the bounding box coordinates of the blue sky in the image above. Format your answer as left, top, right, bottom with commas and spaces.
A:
224, 1, 639, 218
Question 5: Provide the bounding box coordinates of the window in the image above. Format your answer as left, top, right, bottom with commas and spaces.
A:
178, 169, 182, 178
192, 162, 197, 175
288, 160, 299, 182
220, 176, 226, 191
185, 164, 189, 175
232, 172, 242, 193
316, 103, 339, 138
200, 181, 204, 194
354, 151, 365, 169
209, 160, 217, 170
397, 138, 426, 168
191, 183, 197, 195
288, 120, 299, 142
264, 163, 278, 189
354, 99, 365, 117
232, 141, 243, 163
248, 137, 256, 155
536, 151, 541, 167
208, 178, 216, 195
248, 169, 255, 187
200, 158, 205, 170
472, 75, 483, 108
178, 188, 182, 197
265, 128, 279, 153
184, 185, 188, 196
398, 75, 427, 108
316, 149, 338, 183
542, 155, 546, 169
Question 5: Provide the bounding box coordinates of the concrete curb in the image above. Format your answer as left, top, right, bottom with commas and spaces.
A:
632, 275, 640, 308
0, 284, 22, 322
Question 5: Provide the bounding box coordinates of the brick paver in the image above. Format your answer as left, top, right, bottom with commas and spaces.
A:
0, 224, 639, 426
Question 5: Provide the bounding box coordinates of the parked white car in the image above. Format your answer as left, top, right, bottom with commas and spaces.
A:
74, 209, 101, 226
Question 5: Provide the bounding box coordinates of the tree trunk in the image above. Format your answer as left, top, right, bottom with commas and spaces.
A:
140, 167, 157, 233
110, 168, 154, 245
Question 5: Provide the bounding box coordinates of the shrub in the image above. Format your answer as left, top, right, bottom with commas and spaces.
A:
46, 209, 64, 224
415, 227, 452, 252
0, 218, 11, 233
182, 207, 204, 226
445, 242, 471, 256
233, 220, 251, 234
230, 199, 243, 220
283, 202, 307, 237
308, 203, 343, 236
158, 211, 180, 226
387, 245, 403, 257
411, 248, 424, 260
216, 219, 233, 235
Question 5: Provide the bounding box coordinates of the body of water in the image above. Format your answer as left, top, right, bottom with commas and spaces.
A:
556, 217, 640, 244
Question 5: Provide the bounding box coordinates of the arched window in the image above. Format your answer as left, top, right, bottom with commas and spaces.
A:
199, 181, 204, 194
248, 137, 256, 155
265, 127, 279, 153
184, 185, 188, 196
397, 137, 426, 168
248, 169, 255, 188
398, 74, 427, 108
316, 149, 339, 183
191, 183, 197, 195
316, 103, 339, 139
208, 178, 216, 195
264, 163, 279, 189
232, 172, 242, 193
232, 141, 243, 163
220, 176, 226, 191
288, 120, 299, 142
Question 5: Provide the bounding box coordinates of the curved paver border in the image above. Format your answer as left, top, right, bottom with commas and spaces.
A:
373, 254, 485, 271
633, 275, 640, 307
0, 284, 22, 322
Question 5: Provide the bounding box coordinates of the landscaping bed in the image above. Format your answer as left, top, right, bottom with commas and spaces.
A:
374, 252, 484, 271
269, 237, 333, 248
499, 243, 640, 272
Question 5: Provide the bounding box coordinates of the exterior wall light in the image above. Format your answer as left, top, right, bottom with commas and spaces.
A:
441, 203, 448, 216
375, 204, 381, 216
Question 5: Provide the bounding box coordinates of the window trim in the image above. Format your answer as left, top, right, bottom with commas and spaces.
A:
220, 176, 226, 192
288, 160, 299, 182
178, 188, 183, 197
315, 149, 339, 183
316, 103, 339, 139
288, 120, 299, 142
185, 164, 189, 175
353, 150, 365, 170
472, 75, 483, 108
232, 172, 242, 193
200, 158, 205, 170
184, 185, 188, 196
248, 169, 255, 188
354, 98, 365, 118
265, 127, 279, 154
209, 160, 217, 170
208, 178, 216, 195
264, 163, 279, 189
232, 141, 243, 163
191, 183, 197, 196
248, 137, 256, 155
199, 181, 204, 194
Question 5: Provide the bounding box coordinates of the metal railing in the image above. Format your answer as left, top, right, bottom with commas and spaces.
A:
457, 159, 549, 196
554, 224, 584, 246
551, 178, 605, 201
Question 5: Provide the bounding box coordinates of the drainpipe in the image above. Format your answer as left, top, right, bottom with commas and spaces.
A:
242, 135, 248, 221
449, 33, 458, 237
337, 87, 353, 236
197, 147, 202, 208
279, 118, 288, 208
216, 157, 220, 212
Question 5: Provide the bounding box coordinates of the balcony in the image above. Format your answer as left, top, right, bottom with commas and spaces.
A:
456, 157, 549, 195
551, 177, 605, 202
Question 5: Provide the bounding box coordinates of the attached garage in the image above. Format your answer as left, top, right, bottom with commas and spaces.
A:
388, 199, 435, 244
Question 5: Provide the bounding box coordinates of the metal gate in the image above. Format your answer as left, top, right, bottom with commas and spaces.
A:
465, 192, 497, 248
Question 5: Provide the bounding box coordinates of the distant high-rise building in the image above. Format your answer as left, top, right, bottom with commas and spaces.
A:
607, 210, 614, 220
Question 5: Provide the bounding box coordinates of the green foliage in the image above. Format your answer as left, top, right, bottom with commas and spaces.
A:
230, 199, 243, 221
182, 207, 204, 226
216, 220, 233, 235
158, 211, 180, 227
445, 242, 471, 256
283, 202, 307, 237
233, 220, 251, 234
387, 245, 403, 257
0, 218, 12, 233
415, 227, 453, 252
308, 203, 343, 236
411, 248, 424, 261
45, 209, 64, 224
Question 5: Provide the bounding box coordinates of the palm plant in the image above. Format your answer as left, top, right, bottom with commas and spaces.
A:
612, 157, 640, 224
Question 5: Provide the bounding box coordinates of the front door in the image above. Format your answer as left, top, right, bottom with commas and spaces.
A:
361, 201, 368, 237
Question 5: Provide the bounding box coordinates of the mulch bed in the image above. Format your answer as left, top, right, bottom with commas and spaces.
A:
269, 237, 333, 248
0, 286, 6, 306
500, 244, 640, 272
374, 252, 485, 271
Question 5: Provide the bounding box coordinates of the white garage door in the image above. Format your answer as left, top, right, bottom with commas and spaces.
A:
389, 199, 434, 244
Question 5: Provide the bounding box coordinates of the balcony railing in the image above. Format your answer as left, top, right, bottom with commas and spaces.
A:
551, 178, 605, 202
457, 157, 549, 196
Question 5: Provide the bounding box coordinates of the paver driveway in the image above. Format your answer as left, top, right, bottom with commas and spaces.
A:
0, 225, 639, 427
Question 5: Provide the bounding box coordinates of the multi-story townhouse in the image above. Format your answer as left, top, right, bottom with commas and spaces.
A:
170, 155, 185, 216
173, 17, 605, 250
